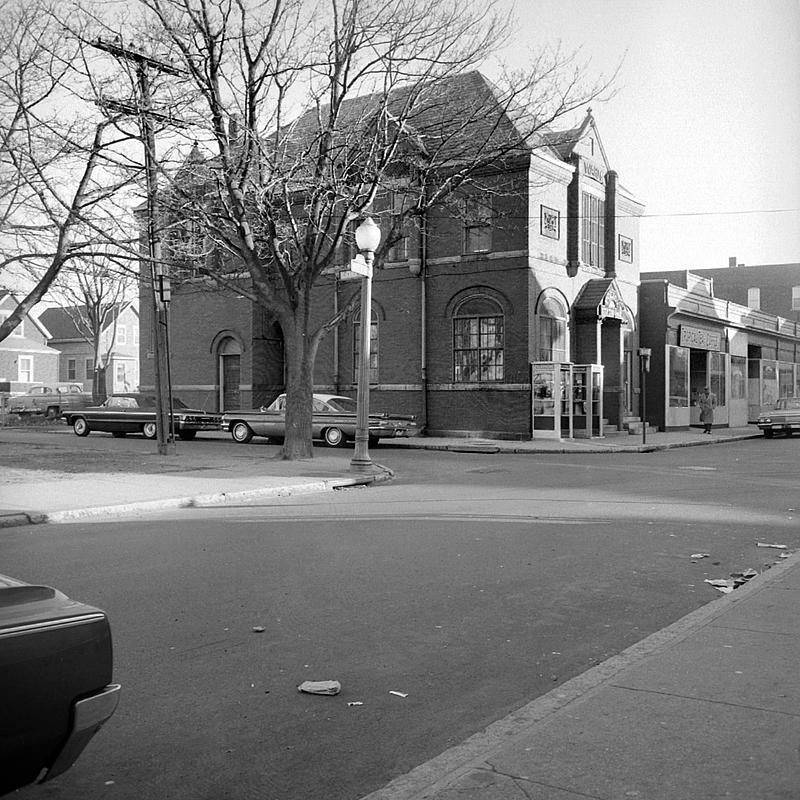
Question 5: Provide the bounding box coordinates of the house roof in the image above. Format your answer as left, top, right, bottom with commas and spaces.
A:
0, 290, 53, 339
38, 301, 138, 341
278, 71, 558, 172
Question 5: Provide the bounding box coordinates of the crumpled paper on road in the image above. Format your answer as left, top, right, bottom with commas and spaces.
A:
297, 680, 341, 695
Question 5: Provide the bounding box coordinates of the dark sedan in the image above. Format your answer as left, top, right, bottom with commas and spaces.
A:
0, 573, 120, 795
222, 393, 418, 447
63, 393, 222, 440
757, 397, 800, 438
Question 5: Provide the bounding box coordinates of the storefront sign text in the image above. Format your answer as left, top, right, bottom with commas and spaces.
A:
679, 325, 721, 351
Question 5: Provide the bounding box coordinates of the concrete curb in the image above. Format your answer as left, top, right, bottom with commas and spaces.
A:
422, 432, 761, 456
359, 549, 800, 800
2, 467, 396, 529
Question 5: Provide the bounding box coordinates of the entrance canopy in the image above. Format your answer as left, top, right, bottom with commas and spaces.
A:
573, 279, 631, 323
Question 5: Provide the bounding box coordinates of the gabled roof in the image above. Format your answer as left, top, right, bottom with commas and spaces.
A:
0, 290, 53, 339
541, 108, 610, 168
38, 301, 138, 341
573, 279, 632, 323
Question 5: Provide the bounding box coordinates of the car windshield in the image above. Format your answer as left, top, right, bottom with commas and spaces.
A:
324, 397, 357, 413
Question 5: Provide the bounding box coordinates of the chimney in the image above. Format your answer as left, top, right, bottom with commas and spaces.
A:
728, 256, 737, 268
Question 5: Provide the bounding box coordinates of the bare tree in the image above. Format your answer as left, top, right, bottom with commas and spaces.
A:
0, 0, 141, 342
50, 255, 134, 402
105, 0, 615, 459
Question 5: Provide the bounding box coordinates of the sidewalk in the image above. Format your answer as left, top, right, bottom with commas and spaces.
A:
0, 424, 760, 528
362, 550, 800, 800
2, 422, 796, 799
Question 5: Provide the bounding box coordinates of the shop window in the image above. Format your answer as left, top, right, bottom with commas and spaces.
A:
779, 362, 794, 398
462, 196, 492, 254
353, 307, 378, 384
67, 359, 76, 380
536, 295, 568, 362
761, 361, 778, 407
730, 356, 746, 400
453, 297, 504, 382
668, 346, 689, 407
747, 288, 760, 310
581, 192, 605, 267
709, 351, 726, 407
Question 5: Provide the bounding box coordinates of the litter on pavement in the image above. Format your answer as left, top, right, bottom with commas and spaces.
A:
757, 542, 788, 549
297, 680, 341, 695
389, 691, 408, 698
690, 553, 711, 559
705, 568, 760, 594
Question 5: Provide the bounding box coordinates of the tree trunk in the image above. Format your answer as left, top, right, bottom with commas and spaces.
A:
280, 313, 317, 460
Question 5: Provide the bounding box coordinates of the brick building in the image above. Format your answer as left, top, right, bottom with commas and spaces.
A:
140, 73, 645, 439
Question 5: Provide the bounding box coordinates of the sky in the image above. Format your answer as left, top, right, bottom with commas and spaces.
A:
494, 0, 800, 271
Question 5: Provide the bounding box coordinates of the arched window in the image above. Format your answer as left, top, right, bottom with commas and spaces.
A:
353, 307, 378, 384
537, 293, 568, 362
453, 296, 504, 382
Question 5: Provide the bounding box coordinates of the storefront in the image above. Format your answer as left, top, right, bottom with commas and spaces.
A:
640, 274, 800, 431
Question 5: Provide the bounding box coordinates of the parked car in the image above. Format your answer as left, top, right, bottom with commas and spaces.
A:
8, 383, 93, 418
756, 397, 800, 438
0, 573, 120, 796
222, 393, 419, 447
63, 393, 222, 440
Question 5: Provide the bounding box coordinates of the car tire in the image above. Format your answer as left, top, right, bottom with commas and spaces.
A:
368, 435, 380, 448
111, 432, 127, 438
764, 429, 774, 438
323, 426, 346, 447
231, 421, 253, 443
786, 430, 793, 437
73, 417, 90, 437
178, 431, 197, 441
142, 422, 158, 439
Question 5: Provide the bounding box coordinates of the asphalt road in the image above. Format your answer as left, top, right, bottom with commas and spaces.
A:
5, 439, 798, 800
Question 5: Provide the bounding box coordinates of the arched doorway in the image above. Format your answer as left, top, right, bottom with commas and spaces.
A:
218, 337, 242, 412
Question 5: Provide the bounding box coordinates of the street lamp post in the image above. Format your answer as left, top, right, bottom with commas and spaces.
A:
638, 347, 651, 445
350, 217, 381, 474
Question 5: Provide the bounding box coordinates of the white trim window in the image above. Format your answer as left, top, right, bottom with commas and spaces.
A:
18, 356, 33, 382
792, 286, 800, 311
747, 287, 760, 310
116, 324, 127, 345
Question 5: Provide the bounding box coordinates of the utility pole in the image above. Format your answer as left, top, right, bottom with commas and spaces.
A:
92, 38, 186, 455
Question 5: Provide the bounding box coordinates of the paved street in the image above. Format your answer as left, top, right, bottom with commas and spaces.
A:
3, 435, 797, 800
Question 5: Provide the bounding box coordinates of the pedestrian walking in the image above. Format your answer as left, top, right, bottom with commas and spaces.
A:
698, 386, 717, 434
